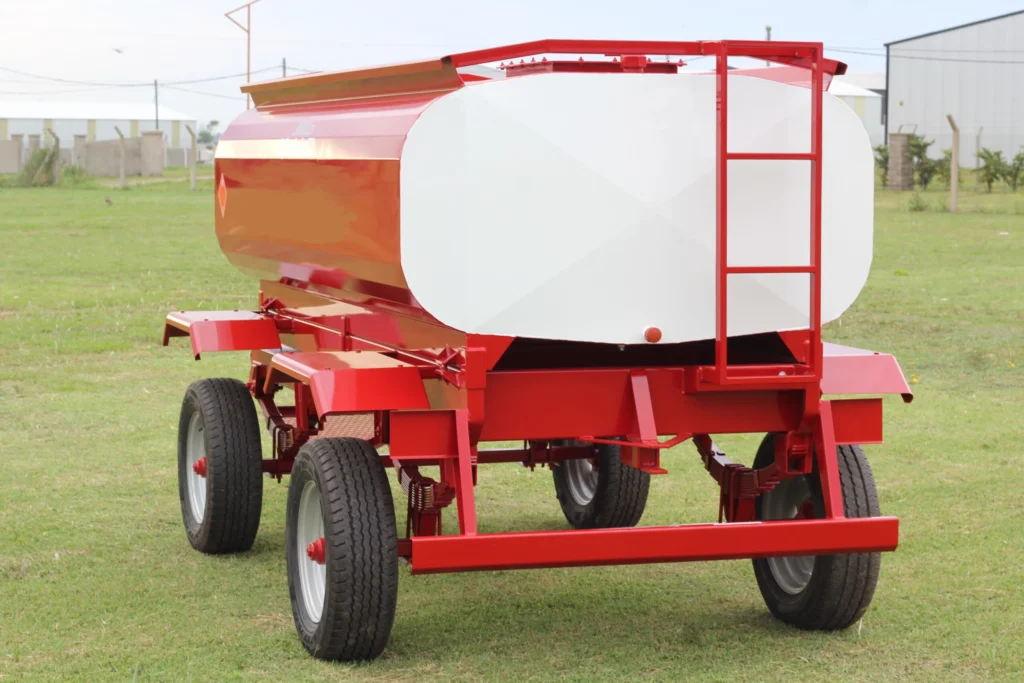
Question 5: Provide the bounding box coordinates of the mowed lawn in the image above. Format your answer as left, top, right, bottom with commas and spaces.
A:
0, 180, 1021, 681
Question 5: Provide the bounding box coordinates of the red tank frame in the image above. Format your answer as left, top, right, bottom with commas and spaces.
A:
164, 39, 911, 575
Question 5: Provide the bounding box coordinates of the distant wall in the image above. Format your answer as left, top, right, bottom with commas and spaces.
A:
141, 131, 164, 176
0, 139, 21, 174
80, 137, 143, 177
11, 130, 167, 177
2, 118, 195, 151
166, 148, 186, 167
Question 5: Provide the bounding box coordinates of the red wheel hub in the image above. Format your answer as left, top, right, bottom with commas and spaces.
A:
306, 537, 326, 565
192, 456, 207, 478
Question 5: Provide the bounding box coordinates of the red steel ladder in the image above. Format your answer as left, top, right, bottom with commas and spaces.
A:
703, 42, 826, 388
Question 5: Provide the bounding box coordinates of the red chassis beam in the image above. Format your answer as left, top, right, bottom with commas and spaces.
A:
409, 517, 899, 574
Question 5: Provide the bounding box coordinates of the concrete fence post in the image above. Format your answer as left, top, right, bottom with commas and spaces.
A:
947, 115, 959, 213
113, 126, 126, 188
73, 134, 87, 166
140, 130, 165, 177
10, 134, 24, 171
887, 133, 914, 190
45, 129, 60, 185
185, 125, 197, 191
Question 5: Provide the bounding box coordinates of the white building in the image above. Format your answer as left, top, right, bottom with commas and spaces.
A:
886, 10, 1024, 158
831, 76, 885, 148
0, 102, 197, 164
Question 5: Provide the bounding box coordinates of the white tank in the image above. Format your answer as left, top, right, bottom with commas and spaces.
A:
399, 73, 874, 344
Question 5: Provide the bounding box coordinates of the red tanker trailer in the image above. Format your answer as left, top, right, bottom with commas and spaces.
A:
164, 40, 911, 661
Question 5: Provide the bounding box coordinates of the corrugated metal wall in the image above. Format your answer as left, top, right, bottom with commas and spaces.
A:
887, 12, 1024, 160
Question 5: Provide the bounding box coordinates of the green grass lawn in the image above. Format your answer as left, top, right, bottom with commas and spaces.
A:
0, 181, 1021, 681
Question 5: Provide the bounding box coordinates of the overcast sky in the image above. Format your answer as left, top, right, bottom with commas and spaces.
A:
1, 0, 1022, 127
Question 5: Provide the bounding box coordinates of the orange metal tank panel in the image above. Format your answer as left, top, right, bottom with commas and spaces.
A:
214, 92, 446, 313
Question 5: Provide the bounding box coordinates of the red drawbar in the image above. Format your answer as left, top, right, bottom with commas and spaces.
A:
409, 517, 899, 574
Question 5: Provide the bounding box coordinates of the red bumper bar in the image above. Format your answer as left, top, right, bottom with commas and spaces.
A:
409, 517, 898, 574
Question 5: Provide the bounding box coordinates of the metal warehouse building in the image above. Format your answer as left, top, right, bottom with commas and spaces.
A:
886, 9, 1024, 158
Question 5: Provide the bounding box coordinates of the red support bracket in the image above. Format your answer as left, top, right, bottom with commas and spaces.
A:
813, 400, 845, 519
629, 370, 658, 445
774, 431, 814, 476
620, 446, 669, 475
454, 409, 478, 535
578, 370, 690, 454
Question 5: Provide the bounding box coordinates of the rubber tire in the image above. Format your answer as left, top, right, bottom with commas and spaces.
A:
177, 378, 263, 554
751, 434, 882, 631
286, 438, 398, 662
552, 441, 651, 529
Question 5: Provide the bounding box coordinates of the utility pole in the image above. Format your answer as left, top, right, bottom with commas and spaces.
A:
765, 25, 772, 66
225, 0, 262, 109
154, 79, 159, 129
282, 56, 286, 78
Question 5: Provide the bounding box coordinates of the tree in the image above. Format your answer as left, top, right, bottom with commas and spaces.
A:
197, 120, 220, 145
873, 145, 889, 187
907, 134, 935, 189
936, 149, 953, 188
917, 157, 938, 190
1004, 149, 1024, 192
978, 148, 1007, 193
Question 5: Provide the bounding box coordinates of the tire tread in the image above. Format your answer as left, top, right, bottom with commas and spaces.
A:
288, 438, 397, 661
752, 436, 882, 631
178, 378, 263, 554
552, 442, 650, 529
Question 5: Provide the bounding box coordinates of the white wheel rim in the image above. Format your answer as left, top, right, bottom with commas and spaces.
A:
763, 476, 816, 594
185, 412, 207, 523
297, 480, 326, 623
564, 457, 599, 506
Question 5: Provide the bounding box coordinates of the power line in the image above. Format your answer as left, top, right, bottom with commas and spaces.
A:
162, 84, 246, 100
0, 63, 321, 99
0, 64, 284, 88
0, 85, 128, 95
162, 65, 279, 85
0, 65, 149, 87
